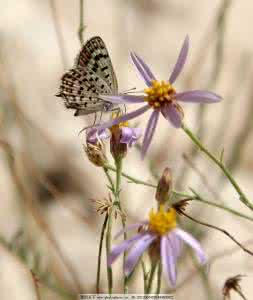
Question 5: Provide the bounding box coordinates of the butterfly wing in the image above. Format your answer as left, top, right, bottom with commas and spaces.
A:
75, 36, 118, 93
57, 36, 118, 116
58, 66, 113, 115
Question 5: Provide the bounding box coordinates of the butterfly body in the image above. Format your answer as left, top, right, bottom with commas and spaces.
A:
57, 36, 118, 116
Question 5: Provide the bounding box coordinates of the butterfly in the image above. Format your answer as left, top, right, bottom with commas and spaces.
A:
56, 36, 118, 117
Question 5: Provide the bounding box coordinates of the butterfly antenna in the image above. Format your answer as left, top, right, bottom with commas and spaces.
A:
93, 112, 97, 126
99, 110, 103, 124
122, 87, 136, 94
78, 124, 94, 137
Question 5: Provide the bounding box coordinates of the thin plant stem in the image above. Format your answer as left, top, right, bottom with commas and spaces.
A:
49, 0, 68, 69
147, 262, 158, 294
96, 215, 108, 293
103, 167, 115, 193
156, 260, 162, 294
105, 164, 157, 188
115, 158, 128, 293
141, 260, 149, 293
179, 210, 253, 256
235, 289, 248, 300
106, 212, 113, 294
182, 123, 253, 211
106, 164, 253, 221
31, 271, 41, 300
106, 163, 253, 221
102, 167, 115, 294
78, 0, 85, 45
189, 252, 214, 300
189, 189, 253, 223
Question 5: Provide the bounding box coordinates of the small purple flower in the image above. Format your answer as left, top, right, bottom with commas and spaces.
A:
99, 35, 222, 158
86, 127, 110, 144
108, 205, 207, 287
86, 125, 141, 147
120, 127, 142, 146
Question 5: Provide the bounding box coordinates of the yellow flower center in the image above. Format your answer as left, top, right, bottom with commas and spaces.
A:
110, 112, 129, 134
149, 205, 177, 235
144, 80, 176, 108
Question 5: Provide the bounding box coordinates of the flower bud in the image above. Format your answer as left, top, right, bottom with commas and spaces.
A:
84, 143, 107, 167
155, 167, 172, 204
110, 125, 127, 161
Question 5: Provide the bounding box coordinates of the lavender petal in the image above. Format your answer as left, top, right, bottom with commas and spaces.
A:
108, 233, 144, 266
100, 94, 145, 104
169, 35, 189, 84
125, 233, 156, 276
120, 127, 142, 145
98, 105, 150, 130
114, 221, 148, 240
161, 103, 183, 128
131, 52, 156, 86
86, 127, 110, 144
175, 90, 222, 103
169, 231, 183, 259
161, 235, 177, 287
141, 110, 160, 159
129, 127, 142, 146
174, 228, 207, 264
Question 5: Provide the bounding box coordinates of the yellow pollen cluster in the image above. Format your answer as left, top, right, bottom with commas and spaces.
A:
144, 80, 176, 108
110, 112, 129, 133
149, 205, 177, 235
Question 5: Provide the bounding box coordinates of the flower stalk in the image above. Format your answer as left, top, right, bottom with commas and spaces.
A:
106, 212, 113, 294
96, 215, 108, 293
182, 123, 253, 211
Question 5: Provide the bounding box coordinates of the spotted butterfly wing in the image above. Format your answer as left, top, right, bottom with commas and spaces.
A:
57, 36, 118, 116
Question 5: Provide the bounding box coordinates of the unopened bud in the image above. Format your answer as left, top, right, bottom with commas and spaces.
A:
84, 143, 107, 167
110, 126, 127, 161
155, 168, 172, 204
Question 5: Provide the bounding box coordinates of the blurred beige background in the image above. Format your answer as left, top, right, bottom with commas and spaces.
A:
0, 1, 253, 299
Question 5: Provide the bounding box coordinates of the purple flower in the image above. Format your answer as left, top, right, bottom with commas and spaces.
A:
86, 127, 110, 144
99, 35, 222, 158
108, 205, 207, 287
86, 125, 141, 146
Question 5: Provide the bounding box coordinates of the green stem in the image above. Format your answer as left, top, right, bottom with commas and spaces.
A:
141, 260, 149, 293
190, 189, 253, 222
105, 164, 188, 198
103, 167, 115, 193
156, 260, 162, 294
115, 158, 128, 293
147, 263, 157, 294
182, 123, 253, 211
105, 164, 156, 188
96, 215, 108, 293
78, 0, 85, 45
106, 213, 113, 294
190, 251, 214, 300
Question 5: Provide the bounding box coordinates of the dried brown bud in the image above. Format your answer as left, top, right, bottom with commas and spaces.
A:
91, 194, 126, 220
155, 168, 173, 204
84, 143, 107, 167
222, 275, 246, 300
173, 199, 190, 215
110, 126, 127, 161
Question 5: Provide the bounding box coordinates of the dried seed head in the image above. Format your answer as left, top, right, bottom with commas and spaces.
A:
155, 167, 173, 204
84, 142, 107, 167
91, 194, 126, 220
223, 275, 246, 300
173, 199, 190, 215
